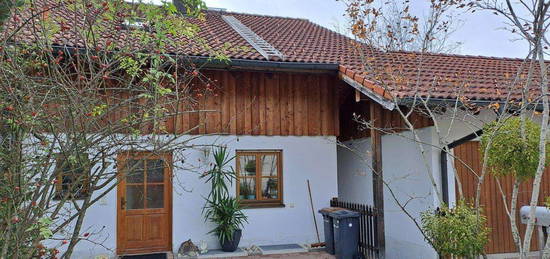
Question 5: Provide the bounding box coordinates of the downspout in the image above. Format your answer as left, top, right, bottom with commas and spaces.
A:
440, 129, 483, 205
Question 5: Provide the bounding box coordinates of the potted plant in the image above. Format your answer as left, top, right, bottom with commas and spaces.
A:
244, 160, 256, 176
201, 146, 248, 252
204, 196, 248, 252
239, 181, 250, 200
243, 179, 256, 200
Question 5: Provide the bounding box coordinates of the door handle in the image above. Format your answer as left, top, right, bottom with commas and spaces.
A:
121, 197, 126, 210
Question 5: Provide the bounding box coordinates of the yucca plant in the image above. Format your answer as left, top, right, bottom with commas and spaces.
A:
203, 196, 248, 244
200, 146, 236, 204
201, 146, 248, 251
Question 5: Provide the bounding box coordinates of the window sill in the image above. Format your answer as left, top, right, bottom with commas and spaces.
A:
240, 202, 285, 209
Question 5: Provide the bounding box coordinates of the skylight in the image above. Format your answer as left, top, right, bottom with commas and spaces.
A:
122, 18, 153, 31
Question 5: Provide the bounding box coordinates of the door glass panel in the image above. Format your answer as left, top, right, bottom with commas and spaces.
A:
261, 178, 278, 199
240, 155, 256, 176
146, 184, 164, 208
147, 159, 164, 183
261, 155, 278, 177
126, 159, 144, 183
239, 178, 256, 200
126, 185, 144, 209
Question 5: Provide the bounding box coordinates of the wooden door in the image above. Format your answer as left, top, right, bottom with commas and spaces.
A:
117, 152, 172, 255
454, 141, 550, 254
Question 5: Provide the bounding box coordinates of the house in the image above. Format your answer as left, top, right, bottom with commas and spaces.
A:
4, 1, 549, 258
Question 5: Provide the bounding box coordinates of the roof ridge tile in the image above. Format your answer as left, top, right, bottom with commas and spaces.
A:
207, 9, 309, 22
388, 50, 532, 62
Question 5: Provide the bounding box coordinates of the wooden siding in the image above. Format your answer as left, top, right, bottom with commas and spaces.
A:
454, 141, 550, 254
163, 70, 340, 136
338, 89, 433, 140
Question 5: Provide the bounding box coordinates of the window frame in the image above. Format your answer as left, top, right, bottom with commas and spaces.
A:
236, 150, 283, 208
54, 153, 91, 200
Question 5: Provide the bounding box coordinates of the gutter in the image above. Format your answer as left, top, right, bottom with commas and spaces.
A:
398, 97, 545, 112
397, 97, 499, 106
50, 44, 339, 72
440, 129, 483, 205
189, 56, 339, 72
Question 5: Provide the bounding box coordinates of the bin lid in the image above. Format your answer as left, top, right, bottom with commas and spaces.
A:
319, 207, 346, 215
328, 209, 360, 219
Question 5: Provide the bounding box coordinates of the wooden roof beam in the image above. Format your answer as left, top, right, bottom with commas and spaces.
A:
341, 74, 395, 110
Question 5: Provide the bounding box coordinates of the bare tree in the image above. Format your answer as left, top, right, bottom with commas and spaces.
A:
470, 1, 550, 258
339, 0, 550, 258
341, 0, 462, 53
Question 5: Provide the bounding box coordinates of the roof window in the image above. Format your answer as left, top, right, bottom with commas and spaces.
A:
122, 18, 153, 32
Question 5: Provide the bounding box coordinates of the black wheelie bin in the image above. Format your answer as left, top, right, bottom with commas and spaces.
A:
330, 209, 361, 259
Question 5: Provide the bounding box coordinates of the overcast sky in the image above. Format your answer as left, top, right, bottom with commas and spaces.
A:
202, 0, 529, 59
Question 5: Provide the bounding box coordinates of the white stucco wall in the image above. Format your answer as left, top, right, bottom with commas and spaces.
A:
337, 138, 373, 205
56, 135, 338, 258
434, 109, 497, 206
335, 108, 516, 259
336, 108, 550, 259
382, 128, 438, 259
337, 128, 439, 259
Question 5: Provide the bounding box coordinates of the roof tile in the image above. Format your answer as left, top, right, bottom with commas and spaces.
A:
3, 1, 543, 103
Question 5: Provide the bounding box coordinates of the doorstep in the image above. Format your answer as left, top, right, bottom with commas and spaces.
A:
118, 252, 174, 259
258, 244, 307, 255
192, 248, 248, 258
198, 251, 334, 259
181, 244, 310, 258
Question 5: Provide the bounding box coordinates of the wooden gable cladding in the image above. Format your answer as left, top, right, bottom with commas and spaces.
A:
166, 70, 340, 136
35, 70, 339, 137
339, 88, 433, 141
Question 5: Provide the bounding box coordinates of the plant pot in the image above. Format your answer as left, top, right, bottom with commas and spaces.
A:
246, 194, 256, 200
239, 195, 246, 200
220, 229, 242, 252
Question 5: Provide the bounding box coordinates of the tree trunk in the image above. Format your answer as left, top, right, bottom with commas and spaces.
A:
522, 40, 550, 257
62, 196, 92, 259
509, 179, 523, 255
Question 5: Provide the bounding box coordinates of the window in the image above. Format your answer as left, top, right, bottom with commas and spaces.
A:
236, 151, 283, 208
122, 156, 168, 210
55, 153, 90, 199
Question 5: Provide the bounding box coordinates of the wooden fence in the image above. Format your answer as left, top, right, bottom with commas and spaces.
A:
330, 198, 379, 259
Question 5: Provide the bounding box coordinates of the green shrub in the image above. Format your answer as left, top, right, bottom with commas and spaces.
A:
545, 196, 550, 208
421, 201, 489, 258
480, 117, 545, 180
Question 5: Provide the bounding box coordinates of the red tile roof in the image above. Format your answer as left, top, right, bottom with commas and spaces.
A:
2, 1, 539, 103
342, 50, 537, 102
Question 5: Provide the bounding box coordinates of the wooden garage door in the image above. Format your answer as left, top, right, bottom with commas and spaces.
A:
454, 141, 550, 254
